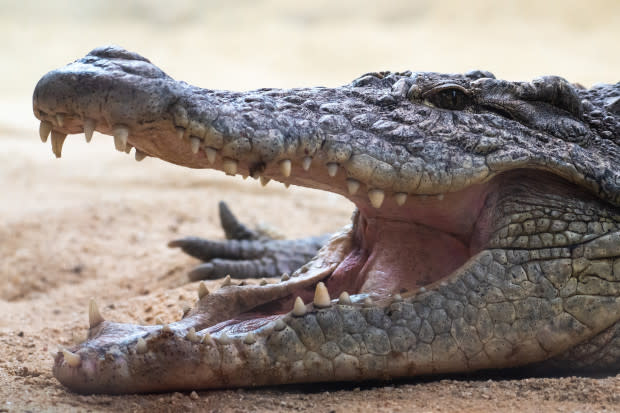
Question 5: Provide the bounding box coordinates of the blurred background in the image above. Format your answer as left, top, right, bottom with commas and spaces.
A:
0, 0, 618, 217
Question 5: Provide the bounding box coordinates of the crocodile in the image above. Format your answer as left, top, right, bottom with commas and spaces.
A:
32, 46, 620, 394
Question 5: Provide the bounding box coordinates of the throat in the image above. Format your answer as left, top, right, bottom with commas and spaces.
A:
327, 215, 471, 297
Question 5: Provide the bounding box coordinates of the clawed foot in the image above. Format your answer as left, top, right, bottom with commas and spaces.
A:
168, 201, 330, 281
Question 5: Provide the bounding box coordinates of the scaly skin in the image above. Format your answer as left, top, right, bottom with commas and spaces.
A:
32, 46, 620, 394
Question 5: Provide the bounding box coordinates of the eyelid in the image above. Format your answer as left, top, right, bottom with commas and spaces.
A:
421, 83, 470, 99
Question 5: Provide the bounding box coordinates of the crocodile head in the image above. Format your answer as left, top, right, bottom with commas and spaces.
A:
33, 46, 620, 393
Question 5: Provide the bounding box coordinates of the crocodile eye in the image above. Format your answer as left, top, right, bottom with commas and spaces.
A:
426, 87, 471, 110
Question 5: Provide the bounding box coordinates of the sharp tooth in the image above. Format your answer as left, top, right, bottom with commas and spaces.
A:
243, 332, 256, 345
259, 279, 268, 286
327, 162, 339, 177
83, 118, 95, 142
62, 349, 81, 367
136, 337, 148, 354
155, 317, 164, 325
124, 144, 133, 154
55, 113, 64, 127
113, 125, 129, 152
281, 273, 290, 282
393, 294, 403, 302
186, 327, 200, 343
88, 299, 104, 328
198, 281, 209, 299
219, 332, 231, 344
338, 291, 352, 305
292, 296, 306, 316
302, 156, 312, 171
363, 297, 373, 307
368, 189, 385, 208
284, 183, 290, 188
394, 192, 407, 206
190, 137, 201, 154
176, 127, 185, 139
201, 332, 212, 344
39, 121, 52, 142
222, 158, 238, 176
134, 150, 147, 162
260, 176, 271, 187
205, 147, 217, 164
274, 319, 286, 331
162, 324, 172, 334
313, 282, 331, 308
279, 159, 292, 177
50, 130, 67, 158
346, 178, 360, 195
220, 274, 232, 288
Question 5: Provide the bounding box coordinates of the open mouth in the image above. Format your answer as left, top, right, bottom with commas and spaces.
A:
32, 46, 620, 394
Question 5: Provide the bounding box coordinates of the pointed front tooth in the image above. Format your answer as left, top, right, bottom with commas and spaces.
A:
88, 299, 104, 328
136, 337, 148, 354
260, 176, 271, 187
338, 291, 352, 305
222, 158, 238, 176
83, 118, 95, 142
186, 327, 200, 343
190, 137, 201, 154
279, 159, 291, 178
327, 162, 339, 177
113, 125, 129, 152
292, 296, 306, 316
55, 113, 64, 128
368, 189, 385, 208
176, 127, 185, 140
198, 281, 209, 299
313, 282, 331, 308
39, 121, 52, 142
218, 332, 231, 344
134, 150, 147, 162
62, 349, 81, 367
205, 147, 217, 164
394, 192, 407, 206
161, 324, 172, 334
220, 274, 232, 288
274, 319, 286, 331
50, 130, 67, 158
346, 178, 360, 195
302, 156, 312, 171
124, 144, 133, 154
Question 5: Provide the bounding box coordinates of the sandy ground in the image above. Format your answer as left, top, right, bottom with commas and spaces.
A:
1, 1, 620, 411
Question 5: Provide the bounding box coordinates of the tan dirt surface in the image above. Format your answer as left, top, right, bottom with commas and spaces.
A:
1, 1, 619, 411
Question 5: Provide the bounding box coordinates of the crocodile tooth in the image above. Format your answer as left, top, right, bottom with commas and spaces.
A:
124, 144, 133, 154
394, 192, 407, 206
302, 156, 312, 171
313, 282, 331, 308
338, 291, 352, 305
134, 150, 147, 162
363, 297, 373, 307
189, 138, 200, 154
205, 147, 217, 164
243, 332, 256, 345
198, 281, 209, 299
222, 158, 238, 176
136, 337, 148, 354
88, 299, 104, 328
83, 118, 95, 142
201, 332, 212, 344
281, 273, 290, 282
39, 120, 52, 142
55, 113, 64, 127
274, 319, 286, 331
327, 162, 339, 177
113, 125, 129, 152
161, 324, 173, 334
220, 274, 232, 288
368, 189, 385, 208
218, 332, 231, 344
346, 178, 360, 195
279, 159, 292, 177
186, 327, 200, 343
292, 296, 306, 316
176, 127, 185, 140
419, 287, 427, 293
50, 130, 67, 158
260, 176, 271, 187
284, 183, 290, 188
62, 349, 81, 367
259, 279, 268, 286
393, 294, 403, 302
155, 317, 164, 325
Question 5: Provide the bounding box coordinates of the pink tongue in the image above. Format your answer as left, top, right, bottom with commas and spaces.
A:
328, 218, 470, 297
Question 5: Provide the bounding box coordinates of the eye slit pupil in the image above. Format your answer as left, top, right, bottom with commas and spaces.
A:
432, 88, 468, 110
